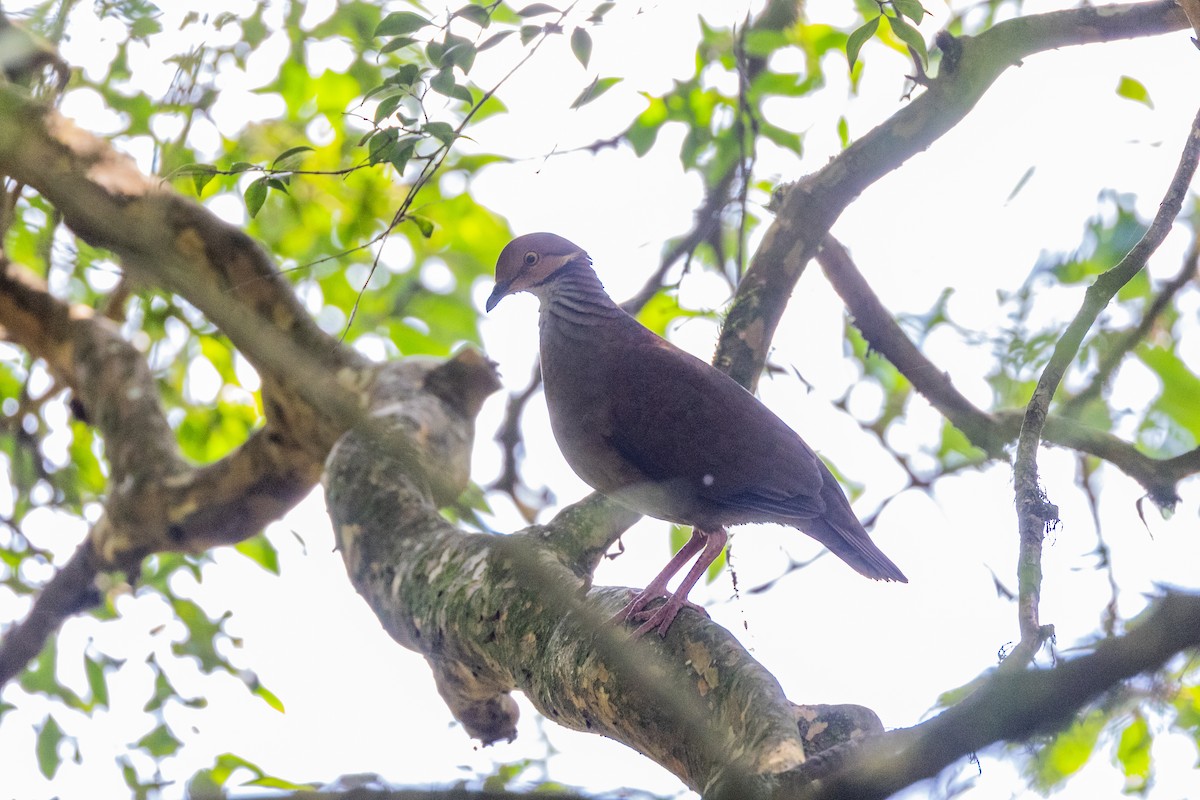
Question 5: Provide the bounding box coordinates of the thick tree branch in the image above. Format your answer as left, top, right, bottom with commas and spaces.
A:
325, 357, 1200, 800
779, 591, 1200, 800
328, 364, 916, 797
0, 257, 181, 481
0, 86, 372, 428
0, 90, 449, 686
714, 0, 1188, 392
1007, 102, 1200, 669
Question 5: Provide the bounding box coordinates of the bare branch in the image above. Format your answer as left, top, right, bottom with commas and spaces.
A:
817, 237, 1008, 457
1006, 102, 1200, 669
0, 540, 99, 686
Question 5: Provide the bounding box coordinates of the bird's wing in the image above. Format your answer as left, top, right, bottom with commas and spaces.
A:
605, 329, 827, 517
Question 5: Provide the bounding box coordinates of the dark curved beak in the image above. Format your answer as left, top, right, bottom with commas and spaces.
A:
485, 280, 511, 312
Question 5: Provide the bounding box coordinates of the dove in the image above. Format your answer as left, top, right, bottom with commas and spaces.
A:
487, 233, 906, 636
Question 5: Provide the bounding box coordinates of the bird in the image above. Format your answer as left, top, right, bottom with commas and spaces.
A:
486, 232, 906, 636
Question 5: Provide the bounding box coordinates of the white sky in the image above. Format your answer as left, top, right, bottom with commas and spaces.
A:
2, 0, 1200, 798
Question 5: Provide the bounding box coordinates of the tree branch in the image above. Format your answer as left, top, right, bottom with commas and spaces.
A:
0, 91, 464, 686
780, 591, 1200, 800
0, 539, 99, 685
816, 237, 1008, 458
817, 239, 1200, 504
327, 362, 922, 797
714, 0, 1188, 391
1007, 102, 1200, 669
1060, 236, 1200, 417
0, 86, 372, 424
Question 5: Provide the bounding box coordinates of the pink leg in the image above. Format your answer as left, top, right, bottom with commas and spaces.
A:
616, 527, 728, 637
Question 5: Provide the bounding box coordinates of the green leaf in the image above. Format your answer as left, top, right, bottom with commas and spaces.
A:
380, 36, 416, 53
234, 535, 280, 575
409, 214, 436, 238
271, 145, 313, 168
244, 178, 268, 218
588, 1, 615, 22
374, 93, 403, 123
570, 76, 621, 109
668, 524, 690, 555
178, 163, 218, 195
228, 161, 255, 174
443, 34, 477, 72
1005, 165, 1036, 203
170, 599, 234, 675
422, 121, 457, 144
888, 13, 928, 67
1117, 714, 1153, 791
374, 11, 430, 37
431, 68, 473, 103
1116, 75, 1154, 108
846, 16, 880, 69
19, 637, 85, 710
893, 0, 926, 25
520, 24, 545, 45
1139, 345, 1200, 440
367, 128, 401, 165
570, 27, 592, 68
453, 4, 492, 26
84, 654, 111, 710
390, 63, 422, 88
252, 679, 286, 713
210, 753, 266, 785
137, 724, 183, 758
36, 715, 65, 778
759, 122, 803, 154
516, 3, 559, 16
635, 290, 702, 336
479, 30, 515, 50
1029, 710, 1105, 790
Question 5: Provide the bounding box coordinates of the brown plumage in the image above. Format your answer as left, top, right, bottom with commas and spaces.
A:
487, 232, 906, 636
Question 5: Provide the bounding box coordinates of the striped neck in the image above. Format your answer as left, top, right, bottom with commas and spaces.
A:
534, 261, 625, 329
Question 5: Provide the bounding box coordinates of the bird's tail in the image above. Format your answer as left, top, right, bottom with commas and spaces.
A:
805, 517, 908, 583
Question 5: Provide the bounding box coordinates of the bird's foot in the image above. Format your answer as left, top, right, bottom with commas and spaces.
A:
614, 590, 708, 638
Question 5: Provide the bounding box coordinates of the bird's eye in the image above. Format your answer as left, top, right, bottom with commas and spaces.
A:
523, 252, 538, 266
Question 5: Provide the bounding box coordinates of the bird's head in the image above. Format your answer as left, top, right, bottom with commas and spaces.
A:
486, 232, 590, 311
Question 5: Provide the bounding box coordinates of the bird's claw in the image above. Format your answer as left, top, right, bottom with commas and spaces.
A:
614, 592, 709, 638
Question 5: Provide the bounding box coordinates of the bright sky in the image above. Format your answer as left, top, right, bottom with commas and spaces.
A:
2, 0, 1200, 798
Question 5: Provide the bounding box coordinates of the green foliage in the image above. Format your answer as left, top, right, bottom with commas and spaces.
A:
35, 714, 70, 778
1116, 76, 1154, 109
1116, 713, 1153, 793
1027, 709, 1107, 790
188, 752, 318, 795
845, 0, 930, 70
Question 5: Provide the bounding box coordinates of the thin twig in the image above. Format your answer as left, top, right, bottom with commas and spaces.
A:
1060, 235, 1200, 416
1005, 103, 1200, 671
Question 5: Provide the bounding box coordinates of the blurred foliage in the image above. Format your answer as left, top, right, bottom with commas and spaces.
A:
0, 0, 1198, 797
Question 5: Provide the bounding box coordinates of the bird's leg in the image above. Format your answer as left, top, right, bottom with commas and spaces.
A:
615, 528, 707, 625
623, 527, 729, 638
